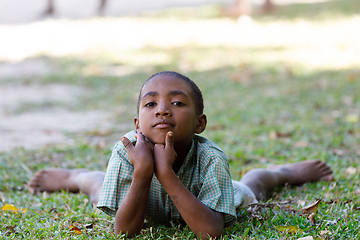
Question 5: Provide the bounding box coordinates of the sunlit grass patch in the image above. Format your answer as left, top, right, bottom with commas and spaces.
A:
256, 0, 360, 21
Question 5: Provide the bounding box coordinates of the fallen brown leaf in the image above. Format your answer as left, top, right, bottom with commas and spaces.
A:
308, 212, 316, 225
299, 199, 322, 215
323, 199, 339, 204
324, 199, 354, 205
5, 225, 16, 234
241, 201, 294, 220
69, 225, 82, 235
49, 207, 57, 213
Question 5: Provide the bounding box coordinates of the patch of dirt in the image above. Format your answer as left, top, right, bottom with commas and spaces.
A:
0, 58, 54, 79
0, 110, 111, 152
0, 83, 80, 113
0, 83, 114, 152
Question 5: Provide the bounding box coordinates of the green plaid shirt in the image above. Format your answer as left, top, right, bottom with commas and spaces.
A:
97, 131, 243, 227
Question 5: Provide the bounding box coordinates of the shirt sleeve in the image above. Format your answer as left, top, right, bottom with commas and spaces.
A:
97, 132, 136, 217
196, 146, 239, 228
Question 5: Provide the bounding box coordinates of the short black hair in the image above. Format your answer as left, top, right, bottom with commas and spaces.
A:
137, 71, 204, 115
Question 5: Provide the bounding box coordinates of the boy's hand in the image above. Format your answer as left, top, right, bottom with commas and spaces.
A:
153, 131, 224, 239
153, 131, 177, 177
115, 133, 154, 237
121, 134, 154, 177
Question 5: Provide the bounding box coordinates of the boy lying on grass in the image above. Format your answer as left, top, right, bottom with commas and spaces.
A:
29, 71, 333, 239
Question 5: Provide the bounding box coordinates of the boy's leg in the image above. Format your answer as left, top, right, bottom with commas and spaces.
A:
236, 159, 333, 201
29, 169, 105, 205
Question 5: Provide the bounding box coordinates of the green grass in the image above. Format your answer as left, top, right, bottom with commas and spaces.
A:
255, 0, 360, 21
1, 0, 360, 238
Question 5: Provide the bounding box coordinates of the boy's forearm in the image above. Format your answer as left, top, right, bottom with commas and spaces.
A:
116, 134, 155, 236
114, 171, 152, 237
157, 170, 224, 239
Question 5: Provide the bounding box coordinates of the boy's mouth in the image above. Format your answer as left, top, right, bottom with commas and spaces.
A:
153, 120, 174, 129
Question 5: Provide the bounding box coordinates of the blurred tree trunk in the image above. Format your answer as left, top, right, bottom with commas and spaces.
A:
44, 0, 54, 15
44, 0, 107, 16
99, 0, 107, 15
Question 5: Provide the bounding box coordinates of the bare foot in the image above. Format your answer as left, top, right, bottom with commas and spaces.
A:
29, 169, 89, 193
268, 159, 333, 186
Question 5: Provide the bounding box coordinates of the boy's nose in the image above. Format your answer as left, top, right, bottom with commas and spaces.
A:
155, 103, 171, 116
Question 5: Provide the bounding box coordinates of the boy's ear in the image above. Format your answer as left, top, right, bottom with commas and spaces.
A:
134, 117, 142, 134
195, 114, 207, 134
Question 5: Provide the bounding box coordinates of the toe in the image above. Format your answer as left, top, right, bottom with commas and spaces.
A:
320, 174, 334, 182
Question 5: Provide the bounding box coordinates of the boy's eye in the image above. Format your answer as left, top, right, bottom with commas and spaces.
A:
144, 102, 156, 107
173, 101, 184, 106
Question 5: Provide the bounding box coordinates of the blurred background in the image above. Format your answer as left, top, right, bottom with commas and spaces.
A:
1, 1, 359, 237
0, 0, 359, 166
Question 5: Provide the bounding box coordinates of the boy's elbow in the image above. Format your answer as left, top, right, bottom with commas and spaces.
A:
114, 227, 142, 238
114, 219, 143, 238
114, 209, 144, 237
210, 227, 224, 239
202, 211, 224, 239
198, 231, 223, 240
197, 225, 223, 239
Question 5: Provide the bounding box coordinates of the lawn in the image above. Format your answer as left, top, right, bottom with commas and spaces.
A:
1, 0, 360, 238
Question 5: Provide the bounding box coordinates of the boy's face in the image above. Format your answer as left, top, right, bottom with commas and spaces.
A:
135, 75, 206, 146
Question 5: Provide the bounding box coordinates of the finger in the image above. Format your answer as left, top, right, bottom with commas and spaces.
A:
135, 133, 146, 144
165, 131, 174, 149
121, 137, 133, 150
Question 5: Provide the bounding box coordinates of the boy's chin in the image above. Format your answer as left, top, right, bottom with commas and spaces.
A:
144, 136, 165, 145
